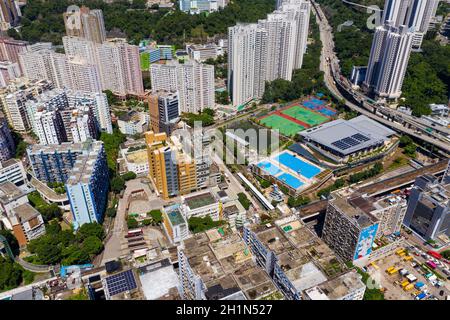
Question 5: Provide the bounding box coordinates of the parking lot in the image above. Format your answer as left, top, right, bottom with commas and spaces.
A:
366, 248, 449, 300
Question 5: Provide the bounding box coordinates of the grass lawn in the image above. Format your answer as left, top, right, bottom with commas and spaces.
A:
140, 52, 150, 71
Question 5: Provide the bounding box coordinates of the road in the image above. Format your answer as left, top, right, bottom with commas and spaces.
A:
212, 151, 261, 212
311, 1, 450, 155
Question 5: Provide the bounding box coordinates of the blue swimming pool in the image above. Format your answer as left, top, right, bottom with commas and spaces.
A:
277, 173, 304, 189
275, 152, 322, 179
257, 161, 282, 176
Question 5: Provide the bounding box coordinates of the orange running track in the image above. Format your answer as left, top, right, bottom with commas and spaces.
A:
274, 111, 311, 128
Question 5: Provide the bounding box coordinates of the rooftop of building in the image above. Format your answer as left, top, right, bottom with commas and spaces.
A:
184, 191, 216, 210
330, 188, 379, 228
138, 258, 180, 300
310, 270, 365, 300
422, 180, 450, 205
118, 111, 142, 123
163, 204, 186, 226
125, 149, 148, 164
181, 232, 278, 300
28, 140, 103, 155
66, 151, 103, 185
11, 203, 41, 222
300, 115, 395, 156
0, 181, 27, 204
0, 158, 22, 169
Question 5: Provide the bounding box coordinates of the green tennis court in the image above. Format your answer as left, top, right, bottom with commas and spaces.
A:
281, 106, 328, 126
260, 114, 305, 137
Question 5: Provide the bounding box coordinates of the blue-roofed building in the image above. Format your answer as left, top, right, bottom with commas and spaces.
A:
65, 141, 109, 229
149, 47, 161, 63
158, 45, 173, 60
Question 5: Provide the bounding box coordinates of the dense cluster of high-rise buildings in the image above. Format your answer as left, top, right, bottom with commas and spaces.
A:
150, 60, 215, 114
364, 0, 440, 100
227, 0, 311, 107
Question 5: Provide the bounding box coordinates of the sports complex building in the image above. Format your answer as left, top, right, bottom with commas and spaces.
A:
299, 115, 396, 164
252, 150, 327, 196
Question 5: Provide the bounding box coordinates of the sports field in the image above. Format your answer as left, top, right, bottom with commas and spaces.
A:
281, 105, 328, 127
260, 114, 305, 137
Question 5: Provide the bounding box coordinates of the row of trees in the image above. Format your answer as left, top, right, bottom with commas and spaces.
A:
11, 0, 276, 46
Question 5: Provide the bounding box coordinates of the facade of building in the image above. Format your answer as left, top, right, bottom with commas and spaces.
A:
70, 106, 99, 143
34, 109, 68, 145
0, 79, 53, 132
0, 37, 28, 68
364, 23, 414, 100
322, 188, 380, 262
228, 0, 310, 107
0, 159, 27, 186
150, 60, 214, 113
64, 6, 106, 44
65, 141, 109, 229
19, 48, 103, 93
145, 131, 198, 200
63, 36, 144, 97
117, 111, 148, 135
382, 0, 440, 49
66, 90, 113, 134
148, 90, 180, 136
403, 172, 450, 240
27, 141, 101, 183
179, 0, 224, 14
0, 0, 20, 31
0, 115, 15, 161
0, 60, 20, 87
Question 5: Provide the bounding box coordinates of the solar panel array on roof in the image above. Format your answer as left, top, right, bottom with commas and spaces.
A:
352, 133, 370, 142
105, 270, 137, 297
331, 132, 372, 151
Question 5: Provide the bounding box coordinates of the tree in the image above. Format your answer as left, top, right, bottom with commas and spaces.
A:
237, 193, 251, 210
28, 235, 62, 265
287, 196, 311, 208
0, 257, 23, 291
106, 207, 117, 218
76, 223, 105, 241
111, 176, 125, 194
39, 203, 62, 222
148, 210, 163, 224
215, 91, 230, 105
0, 230, 19, 256
82, 236, 104, 256
127, 217, 138, 229
122, 172, 137, 181
104, 90, 118, 106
